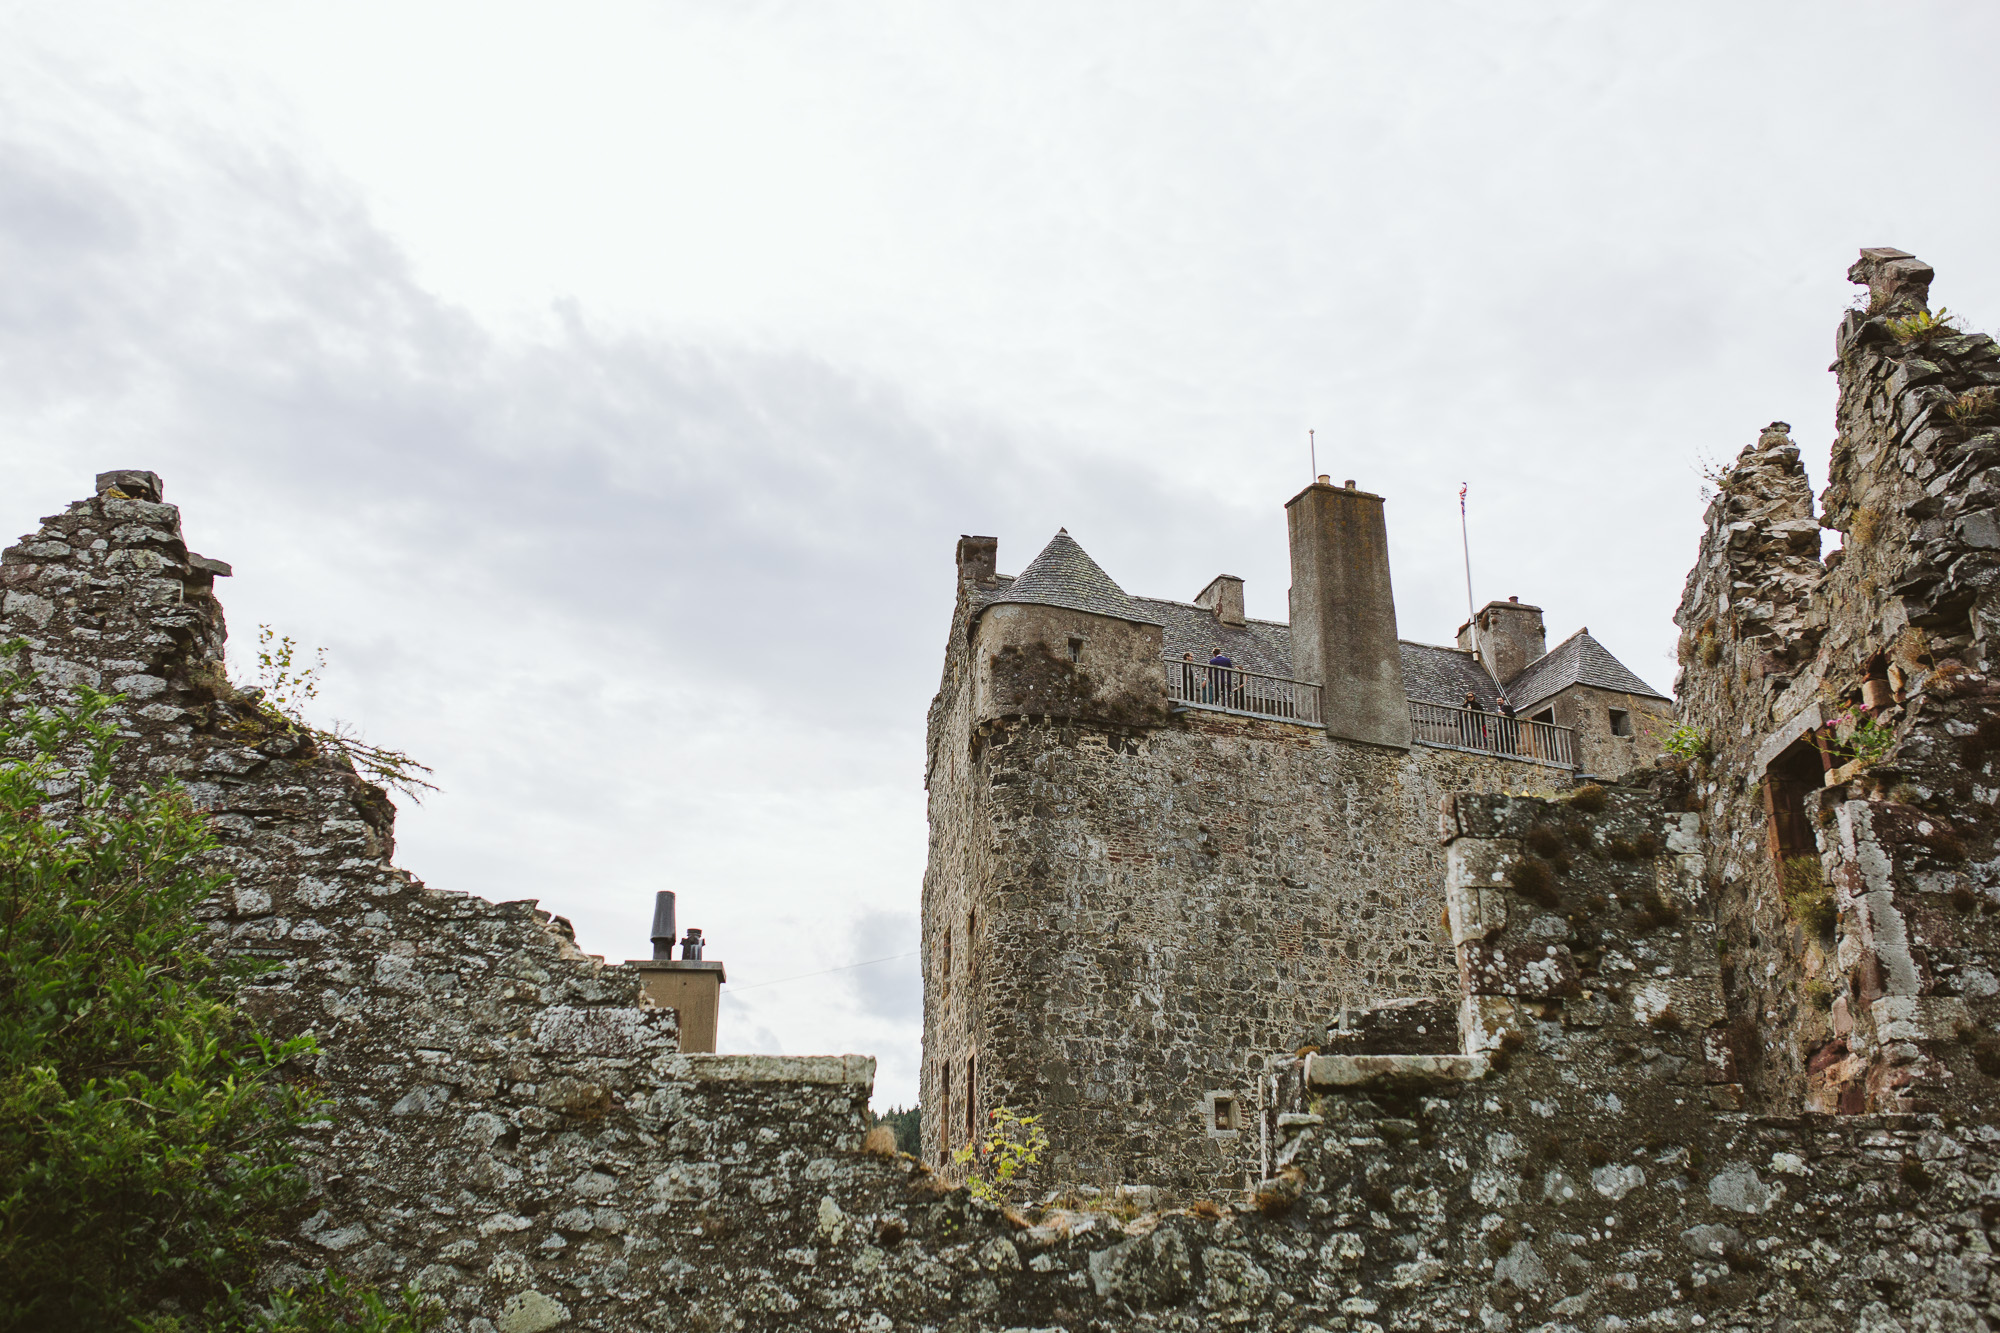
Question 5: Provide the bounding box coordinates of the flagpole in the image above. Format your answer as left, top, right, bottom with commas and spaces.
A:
1461, 484, 1502, 689
1459, 483, 1475, 629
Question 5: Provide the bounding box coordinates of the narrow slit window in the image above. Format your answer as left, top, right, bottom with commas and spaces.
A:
940, 1062, 952, 1158
941, 927, 952, 998
965, 1053, 977, 1141
967, 908, 977, 985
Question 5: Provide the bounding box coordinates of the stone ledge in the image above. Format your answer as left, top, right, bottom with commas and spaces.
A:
674, 1053, 877, 1086
1305, 1053, 1490, 1088
1751, 702, 1823, 775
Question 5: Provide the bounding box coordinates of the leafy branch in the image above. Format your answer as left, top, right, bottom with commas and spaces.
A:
953, 1105, 1049, 1206
1664, 723, 1709, 764
248, 627, 437, 803
0, 640, 438, 1330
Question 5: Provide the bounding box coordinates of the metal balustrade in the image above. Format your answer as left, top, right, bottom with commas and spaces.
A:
1164, 658, 1323, 726
1409, 700, 1576, 768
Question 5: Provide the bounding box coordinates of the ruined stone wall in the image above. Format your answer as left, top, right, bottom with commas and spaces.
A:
1675, 251, 2000, 1117
922, 575, 1577, 1194
11, 470, 2000, 1331
0, 477, 910, 1331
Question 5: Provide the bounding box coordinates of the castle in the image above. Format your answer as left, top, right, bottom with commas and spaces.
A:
920, 478, 1674, 1189
5, 246, 2000, 1330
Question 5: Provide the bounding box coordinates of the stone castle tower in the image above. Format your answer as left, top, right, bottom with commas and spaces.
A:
921, 477, 1672, 1190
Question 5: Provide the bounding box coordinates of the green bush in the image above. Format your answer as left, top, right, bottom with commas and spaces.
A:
0, 642, 433, 1332
1663, 724, 1709, 764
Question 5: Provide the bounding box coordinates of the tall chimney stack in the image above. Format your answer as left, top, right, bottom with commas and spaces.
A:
1285, 479, 1411, 749
650, 891, 677, 961
633, 890, 725, 1052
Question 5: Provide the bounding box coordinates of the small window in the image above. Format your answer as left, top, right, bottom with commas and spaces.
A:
1067, 635, 1084, 663
941, 928, 952, 997
1609, 708, 1633, 737
965, 1053, 977, 1141
1204, 1090, 1243, 1138
967, 908, 977, 985
1532, 709, 1555, 726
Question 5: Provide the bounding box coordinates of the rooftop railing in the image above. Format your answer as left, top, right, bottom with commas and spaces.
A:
1165, 658, 1323, 727
1409, 701, 1576, 768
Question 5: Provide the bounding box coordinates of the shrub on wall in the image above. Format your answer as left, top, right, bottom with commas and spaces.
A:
0, 642, 432, 1333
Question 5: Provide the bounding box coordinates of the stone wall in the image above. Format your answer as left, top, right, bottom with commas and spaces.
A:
12, 463, 2000, 1330
0, 476, 904, 1330
972, 602, 1169, 730
1539, 681, 1677, 781
1673, 250, 2000, 1116
922, 563, 1578, 1194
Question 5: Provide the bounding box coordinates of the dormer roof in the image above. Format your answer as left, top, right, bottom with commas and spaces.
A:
1503, 628, 1669, 710
974, 529, 1163, 628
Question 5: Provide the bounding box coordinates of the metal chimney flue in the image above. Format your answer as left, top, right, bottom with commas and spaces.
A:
650, 891, 677, 961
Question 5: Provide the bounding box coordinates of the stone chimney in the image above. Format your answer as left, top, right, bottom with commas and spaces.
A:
1472, 597, 1546, 684
1285, 479, 1410, 748
956, 535, 998, 586
631, 893, 725, 1053
1194, 574, 1246, 627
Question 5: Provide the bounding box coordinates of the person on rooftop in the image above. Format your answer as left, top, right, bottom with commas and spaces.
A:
1206, 647, 1233, 705
1460, 689, 1488, 749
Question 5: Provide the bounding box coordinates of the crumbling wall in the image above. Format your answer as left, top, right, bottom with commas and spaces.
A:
0, 476, 901, 1330
1676, 250, 2000, 1116
10, 471, 2000, 1330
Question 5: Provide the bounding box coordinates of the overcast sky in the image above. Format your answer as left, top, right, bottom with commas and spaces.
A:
4, 3, 1998, 1109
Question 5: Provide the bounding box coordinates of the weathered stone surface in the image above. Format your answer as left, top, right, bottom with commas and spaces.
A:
13, 248, 2000, 1330
1676, 252, 2000, 1117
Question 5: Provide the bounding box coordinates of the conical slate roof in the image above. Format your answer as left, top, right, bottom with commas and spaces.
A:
977, 529, 1162, 627
1504, 628, 1669, 709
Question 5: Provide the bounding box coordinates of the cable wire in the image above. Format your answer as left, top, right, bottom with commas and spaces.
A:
719, 949, 920, 996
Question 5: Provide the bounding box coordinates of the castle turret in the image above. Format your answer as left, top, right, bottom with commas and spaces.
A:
1285, 478, 1410, 748
966, 530, 1168, 729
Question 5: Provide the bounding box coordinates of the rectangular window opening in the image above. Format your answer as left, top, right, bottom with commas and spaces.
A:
1204, 1090, 1242, 1138
1067, 635, 1084, 663
1532, 708, 1555, 725
1608, 708, 1633, 737
965, 1054, 976, 1141
1764, 740, 1825, 874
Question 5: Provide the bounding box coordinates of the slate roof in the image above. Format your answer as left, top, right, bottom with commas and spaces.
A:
974, 530, 1162, 627
1136, 598, 1292, 675
1503, 628, 1670, 710
973, 531, 1667, 710
1401, 641, 1505, 708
